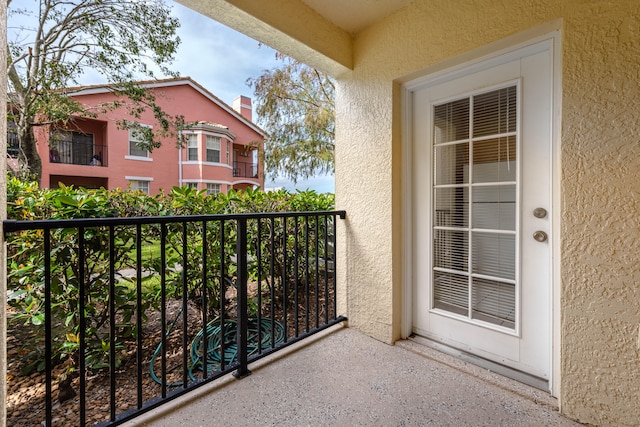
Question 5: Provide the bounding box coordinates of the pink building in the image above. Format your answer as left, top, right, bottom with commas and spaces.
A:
37, 78, 265, 195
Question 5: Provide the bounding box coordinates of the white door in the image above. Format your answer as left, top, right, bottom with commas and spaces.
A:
412, 41, 553, 383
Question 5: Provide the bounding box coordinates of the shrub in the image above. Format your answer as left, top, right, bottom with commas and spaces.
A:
6, 179, 334, 375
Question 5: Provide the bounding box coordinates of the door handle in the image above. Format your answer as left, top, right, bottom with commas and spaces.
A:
533, 231, 548, 242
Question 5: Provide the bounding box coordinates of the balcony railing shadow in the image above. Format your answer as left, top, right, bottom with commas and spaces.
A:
4, 210, 345, 426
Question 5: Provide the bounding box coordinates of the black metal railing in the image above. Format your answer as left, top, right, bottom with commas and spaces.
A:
50, 142, 107, 166
4, 211, 346, 426
233, 161, 258, 178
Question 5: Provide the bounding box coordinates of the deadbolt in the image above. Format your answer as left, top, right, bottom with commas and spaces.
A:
533, 207, 547, 218
533, 231, 548, 242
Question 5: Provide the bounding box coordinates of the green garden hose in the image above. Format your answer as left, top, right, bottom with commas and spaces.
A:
149, 309, 285, 386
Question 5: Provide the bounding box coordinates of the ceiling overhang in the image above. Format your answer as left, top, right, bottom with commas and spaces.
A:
175, 0, 413, 77
175, 0, 353, 76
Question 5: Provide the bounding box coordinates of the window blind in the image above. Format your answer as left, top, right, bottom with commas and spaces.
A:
432, 85, 518, 329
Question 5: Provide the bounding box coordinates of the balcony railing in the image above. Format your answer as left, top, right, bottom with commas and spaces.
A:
4, 211, 346, 426
50, 142, 107, 166
233, 160, 258, 178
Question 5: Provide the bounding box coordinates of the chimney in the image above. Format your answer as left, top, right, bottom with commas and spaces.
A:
233, 95, 252, 122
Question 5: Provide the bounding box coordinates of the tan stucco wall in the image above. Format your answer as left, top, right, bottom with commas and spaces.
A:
334, 1, 640, 426
559, 4, 640, 425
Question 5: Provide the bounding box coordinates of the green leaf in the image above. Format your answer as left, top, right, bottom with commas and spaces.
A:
31, 313, 44, 326
55, 195, 78, 207
65, 312, 75, 327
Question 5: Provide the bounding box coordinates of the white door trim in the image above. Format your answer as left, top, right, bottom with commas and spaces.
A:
400, 28, 562, 396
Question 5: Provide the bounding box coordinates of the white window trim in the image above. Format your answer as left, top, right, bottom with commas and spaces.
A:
126, 176, 153, 194
127, 124, 152, 158
125, 176, 154, 182
181, 130, 232, 165
182, 162, 233, 169
206, 135, 221, 164
125, 155, 154, 162
186, 133, 199, 161
206, 182, 222, 195
187, 179, 233, 186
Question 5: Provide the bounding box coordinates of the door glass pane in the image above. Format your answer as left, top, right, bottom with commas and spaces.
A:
434, 98, 469, 143
472, 136, 516, 182
472, 185, 515, 231
434, 187, 468, 228
434, 143, 468, 185
433, 271, 468, 316
471, 278, 515, 328
471, 232, 515, 280
433, 230, 468, 272
432, 84, 518, 330
473, 86, 516, 137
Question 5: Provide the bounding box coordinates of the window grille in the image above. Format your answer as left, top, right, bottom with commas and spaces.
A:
432, 85, 518, 329
207, 183, 221, 196
206, 136, 220, 163
128, 128, 149, 157
130, 180, 150, 194
187, 134, 198, 161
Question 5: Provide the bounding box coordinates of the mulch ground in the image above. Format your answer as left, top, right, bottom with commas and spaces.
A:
7, 300, 201, 426
6, 280, 334, 426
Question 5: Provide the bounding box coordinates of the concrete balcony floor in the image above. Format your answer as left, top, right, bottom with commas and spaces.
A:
125, 324, 581, 427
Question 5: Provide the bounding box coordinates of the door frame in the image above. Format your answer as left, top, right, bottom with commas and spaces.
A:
400, 25, 562, 396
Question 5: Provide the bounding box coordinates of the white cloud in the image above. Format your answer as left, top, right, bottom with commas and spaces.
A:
169, 1, 280, 106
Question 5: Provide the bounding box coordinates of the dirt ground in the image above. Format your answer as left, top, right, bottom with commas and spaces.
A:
6, 282, 334, 426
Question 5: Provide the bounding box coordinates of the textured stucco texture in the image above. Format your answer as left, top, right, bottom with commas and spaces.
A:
331, 1, 640, 426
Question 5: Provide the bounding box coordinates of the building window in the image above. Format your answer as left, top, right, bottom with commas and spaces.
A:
206, 136, 220, 163
186, 182, 198, 189
129, 180, 150, 194
128, 127, 149, 157
206, 183, 221, 196
187, 134, 198, 161
226, 141, 231, 165
51, 130, 95, 165
8, 125, 19, 157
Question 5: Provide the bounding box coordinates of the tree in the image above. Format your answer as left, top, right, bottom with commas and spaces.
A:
7, 0, 182, 181
248, 53, 334, 183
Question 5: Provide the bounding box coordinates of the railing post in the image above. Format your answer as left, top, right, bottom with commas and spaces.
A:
234, 217, 251, 378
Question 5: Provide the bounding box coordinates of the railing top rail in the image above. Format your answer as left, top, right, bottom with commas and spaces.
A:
3, 210, 347, 234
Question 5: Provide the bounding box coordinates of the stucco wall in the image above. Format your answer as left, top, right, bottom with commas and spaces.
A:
559, 3, 640, 426
335, 1, 640, 426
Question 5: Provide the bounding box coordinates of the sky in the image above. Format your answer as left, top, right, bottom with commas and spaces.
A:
8, 0, 335, 194
167, 2, 335, 193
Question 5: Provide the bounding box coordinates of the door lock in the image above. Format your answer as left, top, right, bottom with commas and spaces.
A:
533, 207, 547, 218
533, 231, 548, 242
